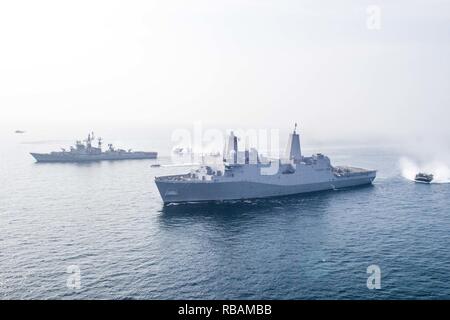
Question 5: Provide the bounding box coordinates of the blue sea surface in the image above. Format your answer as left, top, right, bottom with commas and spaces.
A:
1, 131, 450, 299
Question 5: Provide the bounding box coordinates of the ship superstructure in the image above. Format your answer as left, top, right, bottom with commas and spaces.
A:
414, 173, 434, 184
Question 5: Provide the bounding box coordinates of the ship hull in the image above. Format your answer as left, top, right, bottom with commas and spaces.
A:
414, 179, 432, 184
30, 152, 157, 163
156, 174, 376, 204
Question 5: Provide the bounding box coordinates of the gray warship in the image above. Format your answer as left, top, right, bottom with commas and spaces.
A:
155, 124, 376, 204
30, 132, 157, 163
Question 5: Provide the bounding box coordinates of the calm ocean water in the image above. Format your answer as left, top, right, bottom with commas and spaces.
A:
1, 129, 450, 300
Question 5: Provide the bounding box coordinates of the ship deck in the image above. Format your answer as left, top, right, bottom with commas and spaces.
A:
333, 166, 376, 177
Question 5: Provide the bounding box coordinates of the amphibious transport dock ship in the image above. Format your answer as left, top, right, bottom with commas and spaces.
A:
31, 133, 157, 163
155, 125, 376, 204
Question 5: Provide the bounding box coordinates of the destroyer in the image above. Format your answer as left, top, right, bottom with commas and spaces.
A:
31, 132, 157, 163
155, 124, 376, 204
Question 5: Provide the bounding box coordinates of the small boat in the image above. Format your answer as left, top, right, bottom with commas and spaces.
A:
173, 147, 192, 155
151, 164, 161, 168
15, 130, 26, 134
414, 173, 434, 184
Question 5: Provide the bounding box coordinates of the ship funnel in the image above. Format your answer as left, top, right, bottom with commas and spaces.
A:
286, 123, 302, 162
224, 131, 238, 164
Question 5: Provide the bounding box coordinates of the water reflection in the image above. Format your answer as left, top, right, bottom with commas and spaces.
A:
157, 184, 376, 229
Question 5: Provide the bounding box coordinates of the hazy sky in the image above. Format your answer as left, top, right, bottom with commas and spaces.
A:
1, 0, 449, 143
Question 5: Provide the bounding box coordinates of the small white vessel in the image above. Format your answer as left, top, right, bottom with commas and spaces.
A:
173, 147, 192, 155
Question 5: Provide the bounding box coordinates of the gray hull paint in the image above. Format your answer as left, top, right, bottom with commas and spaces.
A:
156, 175, 375, 204
30, 152, 157, 163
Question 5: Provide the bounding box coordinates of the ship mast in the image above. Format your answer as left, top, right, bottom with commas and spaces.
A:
86, 133, 92, 151
224, 131, 238, 164
286, 123, 302, 162
98, 137, 103, 150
